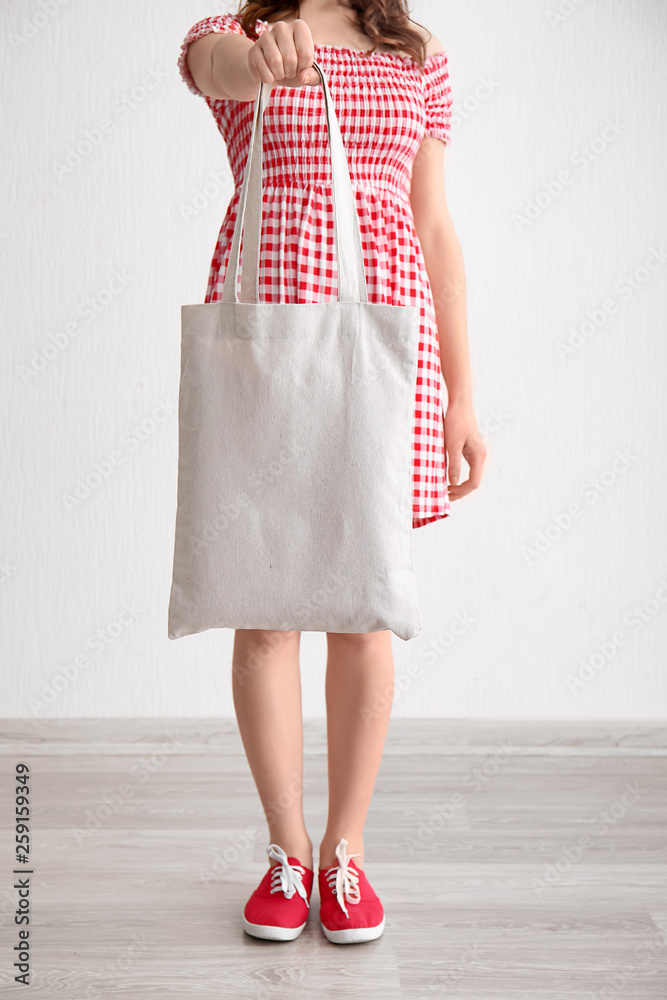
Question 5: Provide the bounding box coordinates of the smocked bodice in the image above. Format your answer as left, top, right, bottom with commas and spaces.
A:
178, 17, 453, 208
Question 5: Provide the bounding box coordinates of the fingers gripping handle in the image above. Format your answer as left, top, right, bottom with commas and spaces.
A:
221, 62, 368, 304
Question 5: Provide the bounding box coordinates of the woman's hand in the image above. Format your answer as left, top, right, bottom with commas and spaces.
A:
443, 400, 487, 501
248, 19, 320, 89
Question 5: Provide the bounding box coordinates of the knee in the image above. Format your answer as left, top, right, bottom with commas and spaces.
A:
232, 629, 300, 681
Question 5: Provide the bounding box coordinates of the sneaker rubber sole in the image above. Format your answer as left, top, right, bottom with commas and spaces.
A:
320, 914, 385, 944
242, 914, 308, 941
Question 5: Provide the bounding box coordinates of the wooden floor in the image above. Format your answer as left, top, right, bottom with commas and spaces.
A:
0, 719, 665, 998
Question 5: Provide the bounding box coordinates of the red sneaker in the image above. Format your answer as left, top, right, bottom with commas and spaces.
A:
318, 838, 385, 943
242, 843, 314, 941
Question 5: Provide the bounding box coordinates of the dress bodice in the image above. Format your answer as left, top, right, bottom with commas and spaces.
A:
178, 16, 453, 207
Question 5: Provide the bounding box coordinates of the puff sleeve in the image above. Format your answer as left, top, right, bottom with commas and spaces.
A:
421, 51, 453, 145
177, 15, 248, 98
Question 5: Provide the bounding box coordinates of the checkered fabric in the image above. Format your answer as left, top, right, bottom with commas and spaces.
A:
178, 15, 453, 528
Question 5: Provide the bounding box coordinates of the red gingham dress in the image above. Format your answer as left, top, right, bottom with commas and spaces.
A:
177, 15, 453, 528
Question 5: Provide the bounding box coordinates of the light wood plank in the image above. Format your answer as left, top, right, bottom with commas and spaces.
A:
0, 720, 665, 998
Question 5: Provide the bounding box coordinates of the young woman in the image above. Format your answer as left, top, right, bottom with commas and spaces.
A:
178, 0, 486, 944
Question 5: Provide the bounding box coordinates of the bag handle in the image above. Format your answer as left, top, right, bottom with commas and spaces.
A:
221, 60, 369, 304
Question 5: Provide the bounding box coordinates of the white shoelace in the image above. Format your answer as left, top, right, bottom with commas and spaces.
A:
267, 843, 310, 908
322, 838, 362, 918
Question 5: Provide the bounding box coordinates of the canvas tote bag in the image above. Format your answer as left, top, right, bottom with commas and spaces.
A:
167, 60, 423, 641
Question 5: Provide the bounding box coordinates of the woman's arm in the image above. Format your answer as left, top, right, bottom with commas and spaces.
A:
186, 20, 318, 102
410, 136, 487, 498
186, 32, 257, 101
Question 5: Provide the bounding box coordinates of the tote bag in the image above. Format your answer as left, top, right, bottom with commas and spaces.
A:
168, 60, 423, 641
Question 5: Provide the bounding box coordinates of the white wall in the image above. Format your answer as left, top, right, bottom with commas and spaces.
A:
1, 0, 666, 719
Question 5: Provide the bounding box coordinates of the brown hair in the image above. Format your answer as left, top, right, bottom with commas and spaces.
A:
233, 1, 433, 66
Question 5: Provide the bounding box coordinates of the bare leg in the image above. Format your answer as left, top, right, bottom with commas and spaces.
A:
318, 630, 394, 870
232, 628, 313, 869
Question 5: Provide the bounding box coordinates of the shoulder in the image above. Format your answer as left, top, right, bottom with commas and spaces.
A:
409, 23, 444, 59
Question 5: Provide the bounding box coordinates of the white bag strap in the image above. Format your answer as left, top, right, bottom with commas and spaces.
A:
221, 61, 369, 304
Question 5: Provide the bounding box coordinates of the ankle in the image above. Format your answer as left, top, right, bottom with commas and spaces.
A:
268, 834, 314, 868
318, 836, 365, 871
